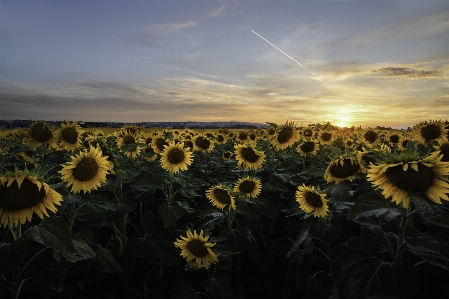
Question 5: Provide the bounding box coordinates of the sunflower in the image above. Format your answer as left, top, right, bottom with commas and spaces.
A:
0, 171, 63, 227
272, 121, 300, 150
151, 137, 169, 154
116, 133, 142, 159
236, 131, 248, 143
296, 140, 319, 157
206, 185, 236, 211
234, 176, 262, 199
367, 151, 449, 208
362, 129, 379, 145
222, 151, 233, 160
413, 121, 448, 144
160, 141, 193, 174
174, 229, 219, 269
343, 138, 355, 149
142, 146, 157, 162
318, 130, 334, 145
434, 141, 449, 162
385, 132, 401, 147
26, 120, 56, 148
214, 133, 227, 145
302, 127, 315, 138
295, 184, 329, 218
234, 143, 266, 170
193, 135, 214, 153
324, 156, 366, 184
56, 121, 83, 151
59, 146, 112, 194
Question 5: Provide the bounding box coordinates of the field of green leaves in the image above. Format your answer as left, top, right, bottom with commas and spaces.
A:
1, 120, 449, 299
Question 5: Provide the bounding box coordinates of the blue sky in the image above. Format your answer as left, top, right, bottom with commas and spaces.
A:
1, 0, 448, 128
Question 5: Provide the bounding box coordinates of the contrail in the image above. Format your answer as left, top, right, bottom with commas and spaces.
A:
251, 30, 322, 81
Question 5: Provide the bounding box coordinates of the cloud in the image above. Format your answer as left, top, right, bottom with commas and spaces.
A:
372, 67, 440, 78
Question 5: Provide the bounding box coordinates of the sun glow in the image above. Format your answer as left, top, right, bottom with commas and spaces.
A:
336, 122, 348, 127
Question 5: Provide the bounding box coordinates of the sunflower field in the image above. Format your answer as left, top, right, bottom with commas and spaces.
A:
1, 120, 449, 299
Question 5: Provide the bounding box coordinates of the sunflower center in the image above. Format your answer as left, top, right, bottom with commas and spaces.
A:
0, 179, 46, 211
212, 188, 231, 205
223, 152, 231, 159
301, 142, 316, 153
145, 137, 152, 145
123, 135, 135, 145
277, 127, 293, 143
329, 158, 360, 178
185, 141, 194, 149
303, 129, 313, 137
361, 153, 376, 165
238, 132, 247, 140
155, 138, 168, 151
30, 123, 53, 143
239, 180, 256, 193
389, 135, 400, 143
249, 133, 256, 141
268, 128, 276, 135
195, 137, 211, 150
61, 127, 79, 144
144, 146, 154, 153
72, 157, 99, 182
167, 148, 185, 164
187, 239, 209, 258
240, 147, 260, 163
346, 140, 353, 147
321, 132, 332, 142
216, 135, 224, 142
364, 131, 377, 143
440, 144, 449, 162
305, 191, 323, 208
421, 124, 441, 141
385, 163, 435, 192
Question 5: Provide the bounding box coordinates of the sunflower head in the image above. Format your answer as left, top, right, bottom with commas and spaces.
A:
160, 141, 193, 174
295, 184, 329, 218
412, 120, 448, 144
222, 151, 233, 160
273, 121, 300, 150
362, 129, 379, 145
367, 150, 449, 208
296, 139, 319, 157
318, 130, 334, 145
234, 176, 262, 199
26, 120, 56, 148
0, 169, 62, 227
193, 135, 214, 153
434, 141, 449, 162
234, 143, 266, 170
324, 156, 366, 184
206, 185, 236, 211
174, 229, 219, 269
117, 133, 143, 159
59, 146, 112, 194
57, 121, 83, 151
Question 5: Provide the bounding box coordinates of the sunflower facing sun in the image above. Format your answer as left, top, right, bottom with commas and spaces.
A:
295, 184, 329, 218
234, 176, 262, 199
59, 146, 112, 194
206, 185, 236, 211
174, 229, 219, 269
234, 143, 266, 170
0, 170, 63, 227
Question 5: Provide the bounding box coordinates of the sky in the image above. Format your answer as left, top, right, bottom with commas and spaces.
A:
1, 0, 448, 128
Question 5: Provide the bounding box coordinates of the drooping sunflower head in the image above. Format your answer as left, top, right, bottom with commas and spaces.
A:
26, 120, 56, 148
206, 185, 236, 211
234, 143, 266, 170
324, 156, 366, 184
193, 135, 214, 153
273, 121, 300, 150
234, 176, 262, 199
160, 141, 193, 174
56, 121, 83, 151
367, 150, 449, 208
0, 170, 63, 227
295, 184, 329, 218
174, 229, 219, 269
296, 139, 319, 157
59, 146, 112, 194
412, 121, 448, 144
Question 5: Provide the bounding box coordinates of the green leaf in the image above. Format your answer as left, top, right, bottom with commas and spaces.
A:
406, 237, 449, 272
336, 247, 419, 299
223, 226, 247, 252
158, 202, 185, 228
253, 197, 283, 219
23, 216, 75, 253
127, 235, 180, 267
347, 191, 402, 222
203, 274, 232, 299
328, 181, 351, 201
0, 239, 29, 274
410, 192, 448, 225
171, 280, 201, 299
266, 122, 278, 128
214, 244, 240, 257
54, 233, 96, 262
94, 244, 123, 273
426, 215, 449, 229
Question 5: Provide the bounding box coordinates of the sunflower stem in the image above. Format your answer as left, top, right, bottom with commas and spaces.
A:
11, 223, 21, 299
378, 220, 396, 262
395, 212, 409, 264
121, 213, 130, 299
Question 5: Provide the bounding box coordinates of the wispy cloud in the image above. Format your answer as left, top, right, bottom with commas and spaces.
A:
372, 67, 440, 78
